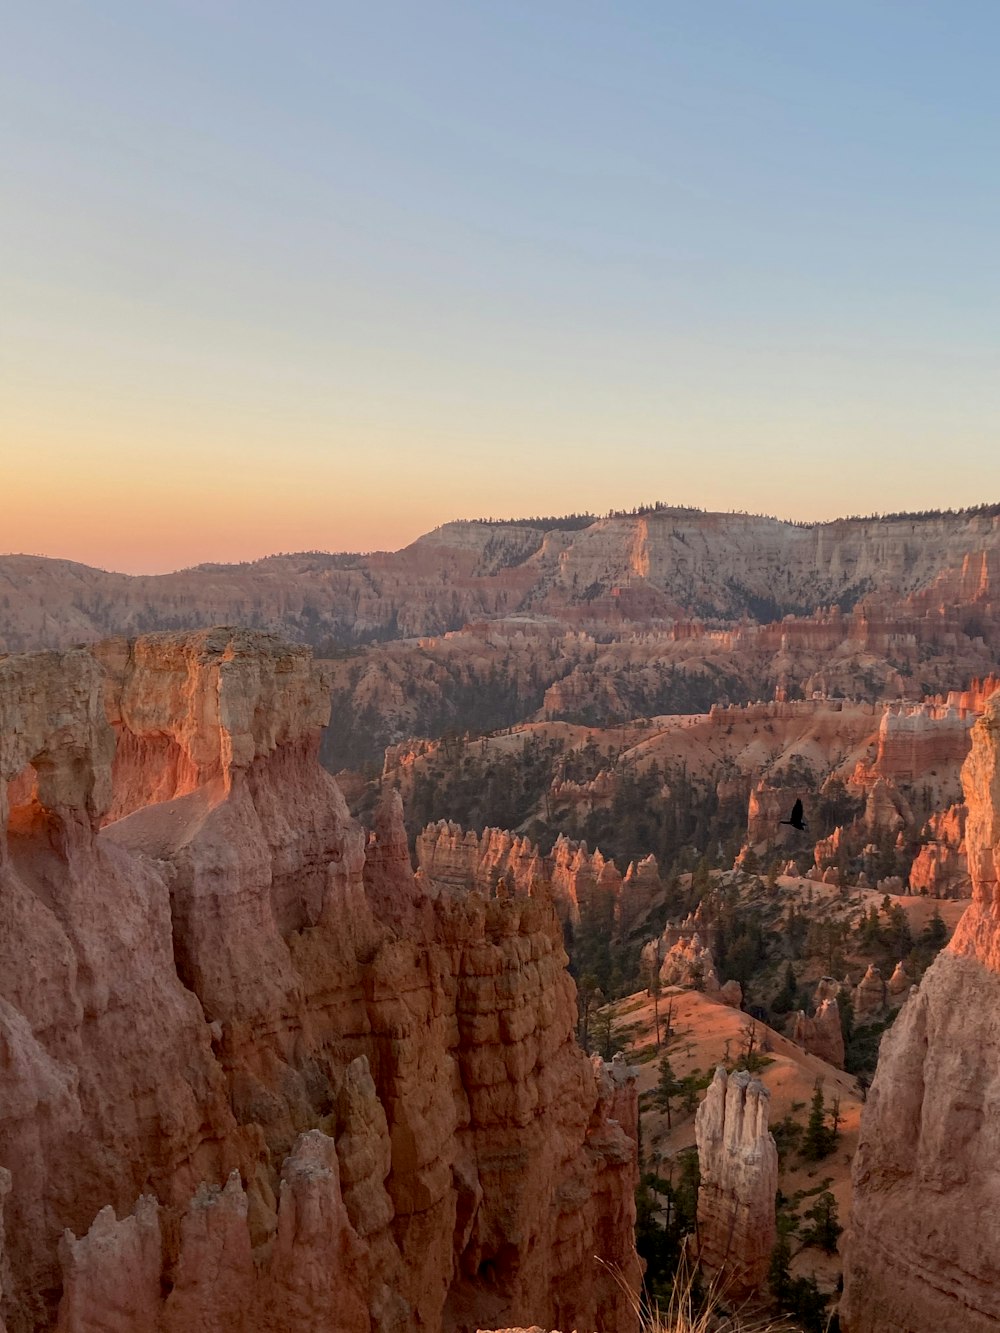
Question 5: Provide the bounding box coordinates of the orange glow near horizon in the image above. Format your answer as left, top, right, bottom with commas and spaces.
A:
5, 378, 1000, 575
1, 451, 442, 573
4, 4, 1000, 574
5, 422, 1000, 576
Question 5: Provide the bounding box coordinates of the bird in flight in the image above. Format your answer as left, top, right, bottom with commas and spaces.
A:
780, 798, 808, 831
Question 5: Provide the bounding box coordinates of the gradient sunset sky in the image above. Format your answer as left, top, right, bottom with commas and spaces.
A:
3, 2, 999, 573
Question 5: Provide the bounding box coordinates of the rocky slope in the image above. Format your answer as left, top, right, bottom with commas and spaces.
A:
0, 629, 640, 1333
842, 689, 1000, 1332
378, 689, 989, 910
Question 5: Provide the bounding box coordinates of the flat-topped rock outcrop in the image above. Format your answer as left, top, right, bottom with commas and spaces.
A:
3, 507, 1000, 654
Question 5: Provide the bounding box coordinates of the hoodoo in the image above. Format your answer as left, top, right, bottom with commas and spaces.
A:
694, 1066, 778, 1300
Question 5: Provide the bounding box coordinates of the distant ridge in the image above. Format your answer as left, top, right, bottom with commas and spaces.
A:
1, 503, 999, 654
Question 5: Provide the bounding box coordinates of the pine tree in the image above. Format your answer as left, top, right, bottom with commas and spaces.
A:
768, 1227, 793, 1302
656, 1054, 681, 1129
772, 961, 798, 1014
803, 1190, 842, 1253
921, 907, 948, 951
802, 1086, 836, 1161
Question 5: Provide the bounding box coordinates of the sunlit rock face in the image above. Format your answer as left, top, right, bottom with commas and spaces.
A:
842, 689, 1000, 1333
909, 804, 971, 898
0, 630, 640, 1333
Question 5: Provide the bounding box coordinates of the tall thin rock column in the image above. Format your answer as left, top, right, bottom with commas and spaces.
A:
694, 1067, 778, 1299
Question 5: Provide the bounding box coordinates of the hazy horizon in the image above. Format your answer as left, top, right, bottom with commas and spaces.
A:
6, 497, 1000, 578
4, 2, 1000, 572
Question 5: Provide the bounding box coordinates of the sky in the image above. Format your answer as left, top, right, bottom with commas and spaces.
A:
2, 1, 1000, 573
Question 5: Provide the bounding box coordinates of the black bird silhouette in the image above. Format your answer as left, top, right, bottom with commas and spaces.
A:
780, 798, 808, 831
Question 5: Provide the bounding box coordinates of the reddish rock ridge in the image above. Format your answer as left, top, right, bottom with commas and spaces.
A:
694, 1067, 778, 1300
0, 630, 640, 1333
415, 821, 661, 935
865, 701, 975, 793
842, 689, 1000, 1332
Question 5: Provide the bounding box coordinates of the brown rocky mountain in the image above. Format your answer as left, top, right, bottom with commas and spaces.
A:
5, 506, 1000, 1330
0, 630, 639, 1333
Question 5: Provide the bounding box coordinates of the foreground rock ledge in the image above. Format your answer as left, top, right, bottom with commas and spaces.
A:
0, 629, 640, 1333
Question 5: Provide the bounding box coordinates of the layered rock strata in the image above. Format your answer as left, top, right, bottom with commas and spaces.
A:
4, 508, 1000, 653
842, 690, 1000, 1332
0, 630, 640, 1333
694, 1068, 778, 1299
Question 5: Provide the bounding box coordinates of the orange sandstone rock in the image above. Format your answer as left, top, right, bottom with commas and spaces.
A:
909, 804, 970, 898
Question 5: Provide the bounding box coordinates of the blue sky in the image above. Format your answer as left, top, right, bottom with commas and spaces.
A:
2, 2, 999, 570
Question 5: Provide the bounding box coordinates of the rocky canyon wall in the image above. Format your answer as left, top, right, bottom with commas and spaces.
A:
842, 689, 1000, 1332
0, 630, 640, 1333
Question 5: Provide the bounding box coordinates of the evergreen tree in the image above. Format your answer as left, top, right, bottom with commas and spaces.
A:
921, 907, 948, 951
768, 1226, 793, 1303
655, 1054, 681, 1129
839, 987, 855, 1045
802, 1190, 842, 1253
802, 1086, 837, 1160
772, 961, 799, 1014
884, 902, 913, 956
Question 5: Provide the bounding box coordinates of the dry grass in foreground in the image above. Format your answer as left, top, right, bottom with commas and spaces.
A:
603, 1260, 802, 1333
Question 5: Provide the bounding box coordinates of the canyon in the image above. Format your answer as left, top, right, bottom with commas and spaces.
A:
0, 630, 639, 1333
3, 506, 1000, 1331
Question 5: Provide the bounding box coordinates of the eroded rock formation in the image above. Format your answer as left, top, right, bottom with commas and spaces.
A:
746, 781, 807, 848
694, 1067, 778, 1299
415, 822, 661, 936
909, 804, 970, 897
4, 509, 1000, 656
853, 964, 887, 1022
842, 688, 1000, 1332
0, 630, 640, 1333
791, 999, 845, 1068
